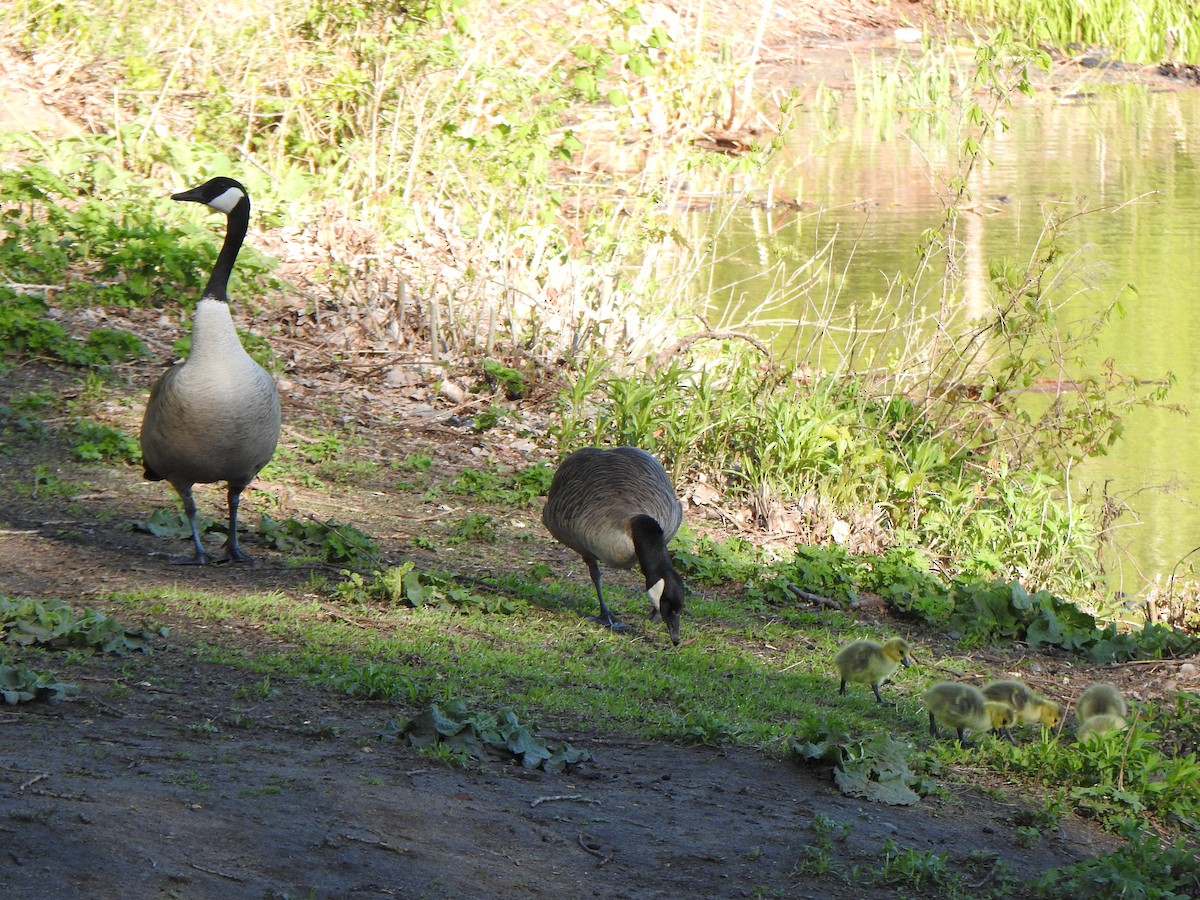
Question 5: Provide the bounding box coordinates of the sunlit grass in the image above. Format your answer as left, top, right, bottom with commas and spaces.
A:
943, 0, 1200, 64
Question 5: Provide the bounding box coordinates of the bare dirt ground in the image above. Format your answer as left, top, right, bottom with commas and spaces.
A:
3, 2, 1195, 897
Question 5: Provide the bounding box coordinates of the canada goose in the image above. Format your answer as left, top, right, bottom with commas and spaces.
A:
1076, 713, 1128, 741
542, 446, 685, 644
834, 637, 912, 703
924, 681, 1015, 745
982, 679, 1064, 729
1076, 682, 1127, 723
139, 177, 280, 564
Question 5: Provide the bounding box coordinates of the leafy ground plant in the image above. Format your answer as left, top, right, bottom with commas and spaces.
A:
0, 596, 160, 654
790, 717, 931, 806
383, 698, 591, 773
0, 660, 77, 703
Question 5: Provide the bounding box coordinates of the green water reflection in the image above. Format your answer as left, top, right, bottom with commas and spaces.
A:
702, 87, 1200, 587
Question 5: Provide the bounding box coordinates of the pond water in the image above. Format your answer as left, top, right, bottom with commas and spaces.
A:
699, 85, 1200, 591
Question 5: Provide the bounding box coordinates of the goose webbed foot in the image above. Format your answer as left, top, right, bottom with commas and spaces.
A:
170, 549, 213, 566
588, 614, 629, 632
220, 545, 255, 564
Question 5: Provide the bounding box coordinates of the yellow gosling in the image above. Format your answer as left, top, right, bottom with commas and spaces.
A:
1076, 682, 1127, 723
1077, 713, 1128, 742
982, 679, 1064, 728
924, 682, 1015, 745
834, 637, 912, 704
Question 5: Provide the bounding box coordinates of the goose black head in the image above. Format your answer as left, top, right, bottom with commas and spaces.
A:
647, 566, 686, 646
172, 177, 249, 215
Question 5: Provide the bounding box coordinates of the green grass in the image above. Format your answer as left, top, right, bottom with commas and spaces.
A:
944, 0, 1200, 65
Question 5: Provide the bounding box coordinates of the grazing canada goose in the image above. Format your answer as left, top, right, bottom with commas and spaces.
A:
1076, 712, 1128, 741
982, 679, 1064, 729
542, 446, 686, 644
834, 637, 912, 703
924, 681, 1015, 745
1076, 682, 1127, 723
140, 177, 281, 564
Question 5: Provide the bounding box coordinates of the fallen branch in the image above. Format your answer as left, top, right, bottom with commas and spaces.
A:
578, 834, 612, 865
531, 793, 598, 808
190, 863, 244, 882
340, 832, 410, 855
19, 773, 49, 792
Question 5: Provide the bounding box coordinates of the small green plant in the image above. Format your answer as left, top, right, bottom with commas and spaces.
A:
1034, 823, 1200, 899
383, 698, 591, 773
480, 358, 526, 399
68, 420, 140, 463
443, 462, 555, 507
0, 596, 161, 654
326, 660, 420, 701
790, 717, 930, 806
0, 660, 78, 704
451, 512, 498, 544
258, 513, 381, 570
332, 563, 522, 615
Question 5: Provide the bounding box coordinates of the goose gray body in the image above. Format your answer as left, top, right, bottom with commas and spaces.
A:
140, 177, 280, 564
542, 446, 686, 643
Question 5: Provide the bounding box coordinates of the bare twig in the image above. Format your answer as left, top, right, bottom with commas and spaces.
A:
190, 863, 244, 882
577, 834, 612, 865
19, 773, 49, 791
530, 794, 598, 808
339, 832, 410, 855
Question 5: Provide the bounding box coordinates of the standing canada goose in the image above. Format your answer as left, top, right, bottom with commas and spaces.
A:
542, 446, 686, 644
834, 637, 912, 703
982, 679, 1064, 729
1075, 682, 1127, 723
140, 177, 280, 564
924, 682, 1015, 745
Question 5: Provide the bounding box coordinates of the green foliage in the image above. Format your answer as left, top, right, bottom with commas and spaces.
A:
0, 151, 275, 309
0, 290, 145, 367
333, 563, 522, 615
325, 660, 421, 702
1, 596, 161, 654
0, 661, 78, 704
383, 698, 591, 773
1034, 825, 1200, 899
135, 507, 220, 540
945, 0, 1200, 65
992, 703, 1200, 830
451, 512, 498, 544
558, 348, 1107, 600
746, 539, 1197, 661
258, 513, 380, 569
68, 420, 140, 463
790, 717, 931, 806
479, 358, 526, 400
443, 462, 555, 507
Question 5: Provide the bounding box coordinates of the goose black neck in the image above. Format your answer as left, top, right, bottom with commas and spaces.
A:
203, 198, 250, 302
630, 515, 670, 583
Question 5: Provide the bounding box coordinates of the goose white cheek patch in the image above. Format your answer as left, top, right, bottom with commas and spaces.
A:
208, 187, 246, 214
646, 578, 665, 614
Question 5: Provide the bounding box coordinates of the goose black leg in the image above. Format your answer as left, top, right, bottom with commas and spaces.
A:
222, 484, 253, 563
176, 487, 212, 566
586, 560, 626, 631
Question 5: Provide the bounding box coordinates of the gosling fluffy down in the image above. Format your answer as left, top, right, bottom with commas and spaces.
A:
924, 681, 1015, 744
1076, 682, 1127, 723
834, 637, 912, 703
1077, 713, 1128, 741
982, 679, 1064, 728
